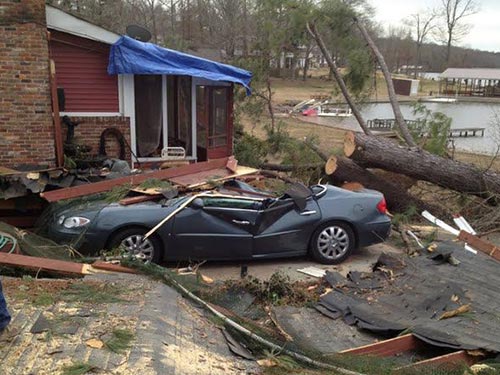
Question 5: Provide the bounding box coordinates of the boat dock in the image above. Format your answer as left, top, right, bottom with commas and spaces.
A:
448, 127, 485, 137
367, 119, 485, 138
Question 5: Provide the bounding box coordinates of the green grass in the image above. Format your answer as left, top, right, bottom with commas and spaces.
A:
61, 362, 95, 375
105, 329, 134, 354
33, 292, 56, 307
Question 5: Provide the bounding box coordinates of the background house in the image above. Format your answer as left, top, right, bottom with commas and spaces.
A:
0, 1, 251, 170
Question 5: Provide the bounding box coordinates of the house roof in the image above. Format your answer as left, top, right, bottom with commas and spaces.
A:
318, 244, 500, 353
440, 68, 500, 80
46, 5, 119, 45
108, 36, 253, 94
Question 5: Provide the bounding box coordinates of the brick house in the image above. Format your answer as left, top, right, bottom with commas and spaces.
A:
0, 1, 252, 170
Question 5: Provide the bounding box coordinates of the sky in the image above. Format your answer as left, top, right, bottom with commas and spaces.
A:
370, 0, 500, 52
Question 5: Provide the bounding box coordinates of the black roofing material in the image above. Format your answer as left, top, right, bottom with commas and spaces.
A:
317, 243, 500, 353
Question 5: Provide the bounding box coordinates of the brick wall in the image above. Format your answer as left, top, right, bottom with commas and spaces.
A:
0, 0, 56, 168
62, 116, 131, 162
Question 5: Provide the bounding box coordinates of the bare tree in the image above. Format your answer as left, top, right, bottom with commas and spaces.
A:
408, 9, 437, 78
439, 0, 479, 65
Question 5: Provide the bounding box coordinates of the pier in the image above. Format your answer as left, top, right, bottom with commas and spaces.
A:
367, 118, 485, 138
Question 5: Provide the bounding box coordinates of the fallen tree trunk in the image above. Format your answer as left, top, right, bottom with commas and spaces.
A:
344, 132, 500, 197
353, 18, 416, 147
306, 22, 372, 136
260, 162, 323, 172
326, 156, 444, 214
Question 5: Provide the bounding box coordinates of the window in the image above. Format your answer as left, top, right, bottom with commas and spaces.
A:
177, 76, 193, 156
134, 75, 163, 157
203, 197, 261, 210
209, 88, 228, 148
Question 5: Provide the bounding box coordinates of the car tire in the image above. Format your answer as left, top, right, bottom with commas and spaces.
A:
108, 227, 162, 264
310, 221, 355, 264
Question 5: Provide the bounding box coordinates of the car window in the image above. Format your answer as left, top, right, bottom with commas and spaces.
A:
203, 197, 261, 210
164, 196, 189, 207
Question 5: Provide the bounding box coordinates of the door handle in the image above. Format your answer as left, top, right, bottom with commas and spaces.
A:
300, 210, 317, 216
232, 219, 250, 225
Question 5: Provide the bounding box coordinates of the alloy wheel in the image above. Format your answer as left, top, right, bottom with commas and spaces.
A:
317, 225, 350, 260
120, 234, 155, 261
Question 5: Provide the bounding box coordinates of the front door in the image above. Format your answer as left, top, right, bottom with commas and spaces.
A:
196, 85, 232, 160
170, 196, 259, 260
253, 198, 321, 256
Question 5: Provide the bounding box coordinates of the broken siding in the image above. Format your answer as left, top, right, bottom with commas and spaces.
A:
49, 31, 119, 113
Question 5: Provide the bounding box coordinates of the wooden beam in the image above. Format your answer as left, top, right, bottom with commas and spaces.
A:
48, 51, 64, 168
458, 230, 500, 261
119, 194, 162, 206
340, 334, 419, 357
0, 216, 39, 228
92, 261, 138, 274
0, 252, 85, 276
396, 350, 476, 371
41, 157, 229, 202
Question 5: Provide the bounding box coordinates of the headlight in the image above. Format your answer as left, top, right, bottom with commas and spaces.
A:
60, 216, 90, 229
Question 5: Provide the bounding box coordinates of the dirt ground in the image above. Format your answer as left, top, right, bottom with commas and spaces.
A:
242, 114, 500, 173
269, 69, 440, 104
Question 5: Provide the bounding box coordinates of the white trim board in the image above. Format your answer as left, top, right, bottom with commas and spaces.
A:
46, 5, 120, 45
60, 112, 123, 117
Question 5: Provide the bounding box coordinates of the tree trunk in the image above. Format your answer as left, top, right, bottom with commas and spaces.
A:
302, 41, 313, 81
326, 156, 444, 214
354, 18, 416, 147
414, 43, 421, 79
307, 22, 372, 136
260, 163, 323, 172
344, 131, 500, 197
303, 139, 439, 214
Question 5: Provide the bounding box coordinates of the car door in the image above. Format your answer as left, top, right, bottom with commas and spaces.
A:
252, 197, 321, 257
169, 196, 261, 260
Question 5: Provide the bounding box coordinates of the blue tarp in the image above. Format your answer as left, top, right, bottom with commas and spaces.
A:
108, 36, 252, 94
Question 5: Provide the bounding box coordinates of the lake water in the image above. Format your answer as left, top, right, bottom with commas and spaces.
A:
308, 101, 500, 155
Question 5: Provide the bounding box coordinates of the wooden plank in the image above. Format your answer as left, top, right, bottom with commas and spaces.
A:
396, 350, 476, 371
0, 216, 39, 228
458, 230, 500, 261
119, 194, 161, 206
340, 334, 418, 357
92, 261, 138, 274
41, 158, 229, 202
0, 252, 85, 275
48, 56, 64, 168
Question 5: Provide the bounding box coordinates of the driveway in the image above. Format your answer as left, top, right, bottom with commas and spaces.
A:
197, 243, 401, 282
0, 273, 259, 375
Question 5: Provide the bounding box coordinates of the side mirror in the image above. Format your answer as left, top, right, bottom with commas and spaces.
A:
190, 198, 204, 209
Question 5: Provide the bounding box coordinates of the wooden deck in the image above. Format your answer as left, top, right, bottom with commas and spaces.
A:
449, 127, 485, 137
367, 118, 485, 138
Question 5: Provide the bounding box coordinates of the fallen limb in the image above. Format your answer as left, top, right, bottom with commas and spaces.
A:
259, 170, 297, 184
344, 131, 500, 197
353, 17, 416, 147
306, 22, 372, 136
260, 162, 323, 172
166, 272, 366, 374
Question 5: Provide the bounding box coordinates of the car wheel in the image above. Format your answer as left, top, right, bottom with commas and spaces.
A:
108, 227, 162, 263
310, 221, 355, 264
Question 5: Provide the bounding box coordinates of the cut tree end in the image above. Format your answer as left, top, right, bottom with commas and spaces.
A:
344, 131, 356, 157
341, 182, 365, 191
325, 156, 338, 175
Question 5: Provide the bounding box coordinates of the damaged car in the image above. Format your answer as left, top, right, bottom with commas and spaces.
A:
39, 181, 391, 264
